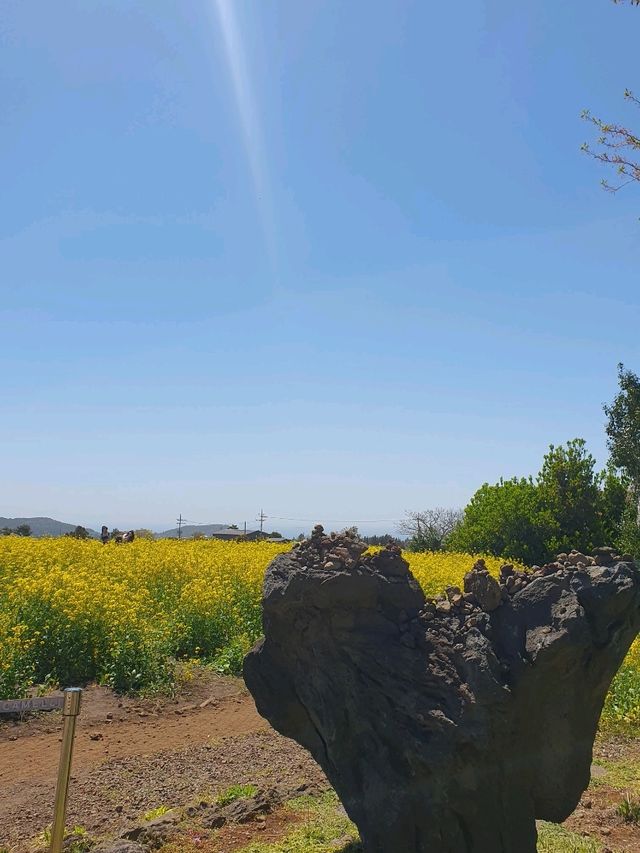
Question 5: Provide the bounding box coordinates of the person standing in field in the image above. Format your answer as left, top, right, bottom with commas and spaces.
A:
101, 525, 109, 545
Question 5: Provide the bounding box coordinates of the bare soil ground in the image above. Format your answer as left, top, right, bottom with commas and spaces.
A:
564, 737, 640, 853
0, 672, 327, 852
2, 672, 640, 852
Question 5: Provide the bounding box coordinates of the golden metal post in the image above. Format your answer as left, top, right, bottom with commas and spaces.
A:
50, 688, 82, 853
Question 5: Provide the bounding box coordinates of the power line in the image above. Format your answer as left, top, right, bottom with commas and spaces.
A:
267, 515, 403, 524
166, 514, 403, 533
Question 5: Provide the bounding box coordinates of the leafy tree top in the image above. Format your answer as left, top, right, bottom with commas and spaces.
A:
537, 439, 604, 554
65, 525, 89, 539
604, 364, 640, 484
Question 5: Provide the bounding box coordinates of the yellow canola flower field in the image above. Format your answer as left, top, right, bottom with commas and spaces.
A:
405, 551, 517, 597
0, 537, 289, 698
0, 538, 637, 728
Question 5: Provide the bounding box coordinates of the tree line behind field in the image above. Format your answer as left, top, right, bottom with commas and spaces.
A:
0, 524, 32, 537
404, 365, 640, 566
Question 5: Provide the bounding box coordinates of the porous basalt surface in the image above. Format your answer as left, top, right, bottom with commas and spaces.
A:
244, 527, 640, 853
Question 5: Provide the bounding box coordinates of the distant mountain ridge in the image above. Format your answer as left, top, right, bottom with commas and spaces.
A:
155, 523, 231, 539
0, 517, 99, 538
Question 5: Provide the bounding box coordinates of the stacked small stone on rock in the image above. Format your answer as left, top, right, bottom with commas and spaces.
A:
245, 527, 640, 853
291, 524, 370, 571
417, 548, 637, 650
535, 546, 634, 573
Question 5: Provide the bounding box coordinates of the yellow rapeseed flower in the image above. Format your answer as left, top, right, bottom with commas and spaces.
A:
0, 535, 637, 729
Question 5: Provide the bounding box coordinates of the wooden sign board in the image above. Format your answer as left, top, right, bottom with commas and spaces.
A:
0, 696, 64, 715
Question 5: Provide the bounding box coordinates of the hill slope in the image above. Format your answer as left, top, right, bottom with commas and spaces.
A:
0, 517, 98, 538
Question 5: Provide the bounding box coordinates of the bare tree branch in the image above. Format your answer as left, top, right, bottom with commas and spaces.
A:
581, 3, 640, 192
582, 92, 640, 192
398, 508, 463, 550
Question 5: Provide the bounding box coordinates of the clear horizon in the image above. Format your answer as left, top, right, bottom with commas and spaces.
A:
2, 1, 639, 533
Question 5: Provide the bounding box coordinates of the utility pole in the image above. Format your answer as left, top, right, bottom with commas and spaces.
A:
244, 521, 247, 539
258, 509, 267, 535
177, 514, 183, 540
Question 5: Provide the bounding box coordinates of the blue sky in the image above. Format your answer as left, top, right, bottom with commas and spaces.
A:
2, 0, 640, 535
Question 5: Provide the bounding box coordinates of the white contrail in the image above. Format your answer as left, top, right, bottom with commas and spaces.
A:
210, 0, 278, 274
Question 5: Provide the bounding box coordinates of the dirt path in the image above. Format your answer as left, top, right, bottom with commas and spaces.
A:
0, 674, 326, 852
0, 692, 266, 786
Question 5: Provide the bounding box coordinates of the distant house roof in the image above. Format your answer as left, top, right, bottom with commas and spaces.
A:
210, 528, 266, 540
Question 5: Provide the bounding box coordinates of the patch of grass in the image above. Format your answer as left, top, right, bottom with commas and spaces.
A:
537, 822, 602, 852
37, 826, 51, 843
616, 792, 640, 823
35, 825, 91, 853
591, 754, 640, 794
215, 783, 259, 807
238, 792, 360, 853
144, 805, 171, 821
67, 826, 91, 853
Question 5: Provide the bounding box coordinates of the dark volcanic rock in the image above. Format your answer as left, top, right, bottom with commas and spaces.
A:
464, 559, 502, 611
201, 787, 283, 829
244, 531, 640, 853
120, 809, 180, 846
